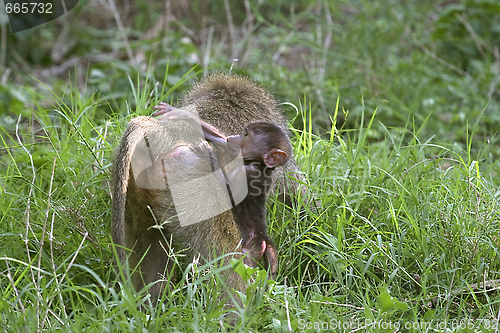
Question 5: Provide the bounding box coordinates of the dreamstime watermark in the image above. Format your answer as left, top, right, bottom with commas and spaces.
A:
3, 0, 79, 32
131, 111, 249, 227
297, 318, 500, 331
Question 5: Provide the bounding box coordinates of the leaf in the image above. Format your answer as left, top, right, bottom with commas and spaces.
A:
231, 258, 260, 281
377, 287, 409, 313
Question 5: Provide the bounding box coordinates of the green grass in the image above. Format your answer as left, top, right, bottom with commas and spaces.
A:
1, 0, 500, 331
1, 81, 499, 331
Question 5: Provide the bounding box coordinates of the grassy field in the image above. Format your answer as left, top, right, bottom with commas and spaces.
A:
1, 0, 500, 331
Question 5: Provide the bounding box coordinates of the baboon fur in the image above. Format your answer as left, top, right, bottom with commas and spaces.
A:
112, 73, 304, 301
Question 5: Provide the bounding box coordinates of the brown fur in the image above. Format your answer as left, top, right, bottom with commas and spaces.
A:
111, 73, 305, 302
180, 73, 305, 202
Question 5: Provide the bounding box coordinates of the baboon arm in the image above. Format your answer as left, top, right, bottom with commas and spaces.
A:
262, 240, 278, 277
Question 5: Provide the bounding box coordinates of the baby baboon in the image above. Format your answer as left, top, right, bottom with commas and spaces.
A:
112, 73, 303, 301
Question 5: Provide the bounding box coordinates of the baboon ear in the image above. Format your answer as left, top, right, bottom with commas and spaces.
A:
263, 149, 288, 168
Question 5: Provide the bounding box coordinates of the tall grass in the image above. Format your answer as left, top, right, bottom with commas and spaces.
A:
2, 76, 499, 331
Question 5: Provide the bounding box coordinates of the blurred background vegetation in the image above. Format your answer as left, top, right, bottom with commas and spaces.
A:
1, 0, 499, 151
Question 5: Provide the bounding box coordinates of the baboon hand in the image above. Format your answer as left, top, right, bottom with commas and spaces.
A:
242, 234, 278, 278
152, 102, 176, 115
153, 102, 199, 124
